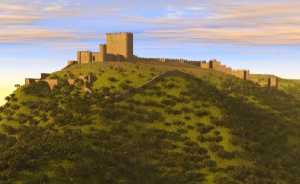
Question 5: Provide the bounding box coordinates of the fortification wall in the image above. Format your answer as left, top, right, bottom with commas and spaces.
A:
77, 51, 92, 64
44, 79, 58, 90
41, 73, 50, 79
25, 78, 39, 86
224, 67, 233, 75
25, 78, 58, 90
99, 44, 107, 62
67, 60, 78, 65
106, 32, 133, 59
77, 51, 81, 63
199, 62, 209, 69
268, 76, 279, 88
231, 70, 250, 80
68, 79, 76, 85
92, 52, 100, 63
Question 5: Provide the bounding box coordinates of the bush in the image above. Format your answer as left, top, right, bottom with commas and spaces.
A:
164, 122, 172, 126
197, 135, 223, 143
209, 144, 236, 159
147, 110, 164, 123
186, 125, 194, 130
197, 124, 215, 134
2, 124, 18, 134
203, 159, 217, 168
108, 77, 118, 82
173, 120, 185, 126
161, 99, 176, 106
181, 107, 193, 113
119, 82, 133, 90
194, 110, 210, 117
165, 108, 182, 115
165, 82, 177, 89
177, 128, 188, 135
184, 116, 191, 120
17, 113, 29, 124
143, 100, 162, 108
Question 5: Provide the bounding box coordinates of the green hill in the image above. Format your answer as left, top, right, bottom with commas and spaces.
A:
0, 61, 299, 184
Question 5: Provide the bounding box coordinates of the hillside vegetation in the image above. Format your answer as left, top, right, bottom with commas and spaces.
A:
0, 61, 299, 184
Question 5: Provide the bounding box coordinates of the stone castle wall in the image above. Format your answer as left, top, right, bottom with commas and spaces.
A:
231, 70, 250, 80
45, 79, 58, 90
25, 77, 58, 90
268, 76, 279, 88
99, 44, 107, 62
77, 51, 92, 64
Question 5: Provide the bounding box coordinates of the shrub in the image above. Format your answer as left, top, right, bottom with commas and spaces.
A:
177, 128, 188, 134
165, 82, 177, 89
138, 73, 145, 78
17, 113, 29, 124
203, 159, 217, 168
213, 130, 221, 136
212, 118, 226, 126
164, 122, 172, 126
125, 79, 133, 84
161, 99, 176, 106
184, 116, 191, 120
181, 107, 193, 113
11, 104, 20, 110
147, 110, 164, 122
120, 82, 133, 90
186, 125, 195, 130
143, 100, 162, 107
2, 124, 18, 134
173, 120, 185, 126
194, 110, 210, 117
165, 108, 182, 115
197, 124, 215, 134
108, 77, 118, 82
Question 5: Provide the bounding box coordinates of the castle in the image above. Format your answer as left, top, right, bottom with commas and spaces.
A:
25, 32, 279, 89
75, 32, 133, 64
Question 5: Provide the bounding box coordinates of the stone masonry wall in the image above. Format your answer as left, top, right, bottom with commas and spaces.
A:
268, 76, 279, 88
106, 32, 133, 59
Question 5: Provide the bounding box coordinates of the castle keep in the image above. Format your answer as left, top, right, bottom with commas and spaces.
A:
25, 32, 279, 89
76, 32, 133, 64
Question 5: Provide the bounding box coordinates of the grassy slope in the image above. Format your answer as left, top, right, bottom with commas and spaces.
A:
0, 61, 299, 184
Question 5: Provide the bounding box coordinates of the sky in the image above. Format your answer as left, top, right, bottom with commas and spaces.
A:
1, 0, 300, 104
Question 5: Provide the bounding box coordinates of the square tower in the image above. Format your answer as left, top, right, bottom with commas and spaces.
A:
77, 51, 92, 64
209, 60, 221, 70
106, 32, 133, 59
268, 76, 279, 88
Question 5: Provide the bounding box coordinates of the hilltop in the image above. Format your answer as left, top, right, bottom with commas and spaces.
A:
0, 61, 299, 184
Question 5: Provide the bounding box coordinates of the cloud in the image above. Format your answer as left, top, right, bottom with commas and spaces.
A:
0, 1, 82, 25
0, 26, 98, 44
0, 2, 39, 25
0, 15, 40, 25
0, 1, 84, 44
1, 0, 300, 46
128, 0, 300, 45
144, 25, 300, 45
